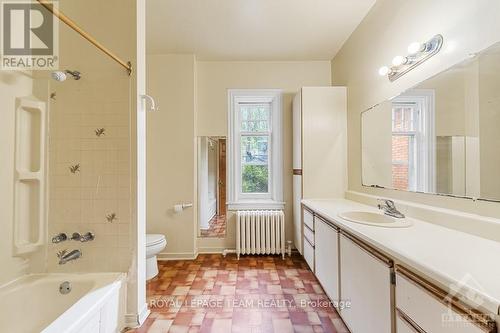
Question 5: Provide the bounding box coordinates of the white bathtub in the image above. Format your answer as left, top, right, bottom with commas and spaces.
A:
0, 273, 125, 333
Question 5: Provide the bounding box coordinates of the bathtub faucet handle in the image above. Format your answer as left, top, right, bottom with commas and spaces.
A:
52, 233, 68, 243
70, 232, 95, 242
80, 232, 95, 242
70, 232, 81, 241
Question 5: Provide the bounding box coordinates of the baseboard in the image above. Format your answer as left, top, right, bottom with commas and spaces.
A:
157, 251, 198, 260
197, 246, 227, 254
125, 302, 150, 328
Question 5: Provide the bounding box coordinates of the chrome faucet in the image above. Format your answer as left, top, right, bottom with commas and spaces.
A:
57, 249, 82, 265
377, 199, 405, 218
52, 233, 68, 243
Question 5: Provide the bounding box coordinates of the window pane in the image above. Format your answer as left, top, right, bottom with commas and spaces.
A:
240, 104, 270, 132
392, 105, 417, 132
242, 165, 269, 193
241, 136, 268, 164
392, 134, 416, 191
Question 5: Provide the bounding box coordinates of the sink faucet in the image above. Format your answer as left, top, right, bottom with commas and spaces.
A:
57, 249, 82, 265
377, 199, 405, 219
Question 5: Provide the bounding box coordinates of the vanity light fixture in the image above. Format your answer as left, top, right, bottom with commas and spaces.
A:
407, 41, 425, 55
392, 55, 408, 67
378, 66, 390, 76
378, 34, 444, 81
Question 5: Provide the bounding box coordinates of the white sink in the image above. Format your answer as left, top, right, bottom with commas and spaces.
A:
338, 211, 412, 228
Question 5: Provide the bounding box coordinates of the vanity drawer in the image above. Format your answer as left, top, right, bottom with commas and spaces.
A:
303, 223, 314, 246
303, 237, 314, 272
303, 208, 314, 231
396, 266, 495, 333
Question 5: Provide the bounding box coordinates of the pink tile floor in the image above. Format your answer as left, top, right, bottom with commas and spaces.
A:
200, 215, 226, 238
127, 254, 349, 333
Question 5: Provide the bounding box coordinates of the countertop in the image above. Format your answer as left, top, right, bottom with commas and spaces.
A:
302, 198, 500, 316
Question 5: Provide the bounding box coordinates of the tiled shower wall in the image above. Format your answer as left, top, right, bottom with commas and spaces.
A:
47, 71, 132, 272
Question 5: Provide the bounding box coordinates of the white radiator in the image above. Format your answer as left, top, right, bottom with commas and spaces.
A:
236, 210, 286, 259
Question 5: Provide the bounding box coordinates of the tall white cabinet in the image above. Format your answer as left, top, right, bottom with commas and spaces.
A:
292, 87, 347, 253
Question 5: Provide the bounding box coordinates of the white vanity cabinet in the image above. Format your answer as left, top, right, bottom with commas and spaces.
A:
314, 215, 340, 302
395, 266, 496, 333
302, 203, 499, 333
340, 232, 393, 333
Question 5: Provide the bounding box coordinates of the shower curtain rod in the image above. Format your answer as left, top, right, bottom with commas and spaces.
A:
37, 0, 132, 75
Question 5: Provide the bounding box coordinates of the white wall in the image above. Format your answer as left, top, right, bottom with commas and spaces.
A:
478, 50, 500, 200
331, 0, 500, 217
196, 61, 332, 252
361, 101, 392, 187
146, 59, 331, 255
146, 54, 197, 259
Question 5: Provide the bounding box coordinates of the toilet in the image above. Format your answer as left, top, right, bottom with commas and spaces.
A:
146, 234, 167, 280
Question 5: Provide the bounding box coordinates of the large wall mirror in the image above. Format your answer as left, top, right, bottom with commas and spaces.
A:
197, 136, 227, 237
362, 42, 500, 202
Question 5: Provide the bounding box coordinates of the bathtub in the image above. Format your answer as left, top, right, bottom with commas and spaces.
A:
0, 273, 125, 333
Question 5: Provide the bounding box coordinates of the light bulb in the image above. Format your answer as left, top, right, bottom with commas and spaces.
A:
407, 42, 423, 55
392, 55, 407, 66
378, 66, 390, 76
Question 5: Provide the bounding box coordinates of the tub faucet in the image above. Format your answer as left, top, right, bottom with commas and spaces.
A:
57, 249, 82, 265
377, 199, 405, 218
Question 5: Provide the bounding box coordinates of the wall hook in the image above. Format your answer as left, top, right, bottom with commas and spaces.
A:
140, 94, 159, 112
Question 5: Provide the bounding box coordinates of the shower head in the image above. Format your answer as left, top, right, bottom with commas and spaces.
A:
51, 70, 81, 82
51, 71, 67, 82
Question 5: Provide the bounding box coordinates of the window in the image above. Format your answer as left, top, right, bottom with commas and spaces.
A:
228, 89, 284, 210
391, 90, 436, 192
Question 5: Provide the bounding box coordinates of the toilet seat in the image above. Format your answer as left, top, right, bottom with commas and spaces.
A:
147, 234, 166, 247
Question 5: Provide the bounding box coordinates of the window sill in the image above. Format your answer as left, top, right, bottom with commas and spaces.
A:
227, 201, 285, 211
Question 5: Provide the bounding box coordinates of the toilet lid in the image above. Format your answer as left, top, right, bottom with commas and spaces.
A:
146, 234, 166, 246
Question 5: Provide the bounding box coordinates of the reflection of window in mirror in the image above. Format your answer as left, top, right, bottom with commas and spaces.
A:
198, 137, 227, 238
391, 90, 436, 193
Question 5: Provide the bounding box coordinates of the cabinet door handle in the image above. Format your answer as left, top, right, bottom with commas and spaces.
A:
304, 223, 314, 233
395, 265, 497, 333
304, 236, 314, 248
315, 214, 339, 230
340, 230, 392, 267
397, 309, 427, 333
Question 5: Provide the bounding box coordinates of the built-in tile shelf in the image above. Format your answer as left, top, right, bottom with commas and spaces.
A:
13, 96, 47, 255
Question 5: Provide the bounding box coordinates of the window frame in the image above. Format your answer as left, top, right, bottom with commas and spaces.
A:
227, 89, 284, 210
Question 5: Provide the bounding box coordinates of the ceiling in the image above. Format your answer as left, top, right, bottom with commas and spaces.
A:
146, 0, 375, 61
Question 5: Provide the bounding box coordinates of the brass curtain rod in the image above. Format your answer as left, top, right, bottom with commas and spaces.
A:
36, 0, 132, 75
